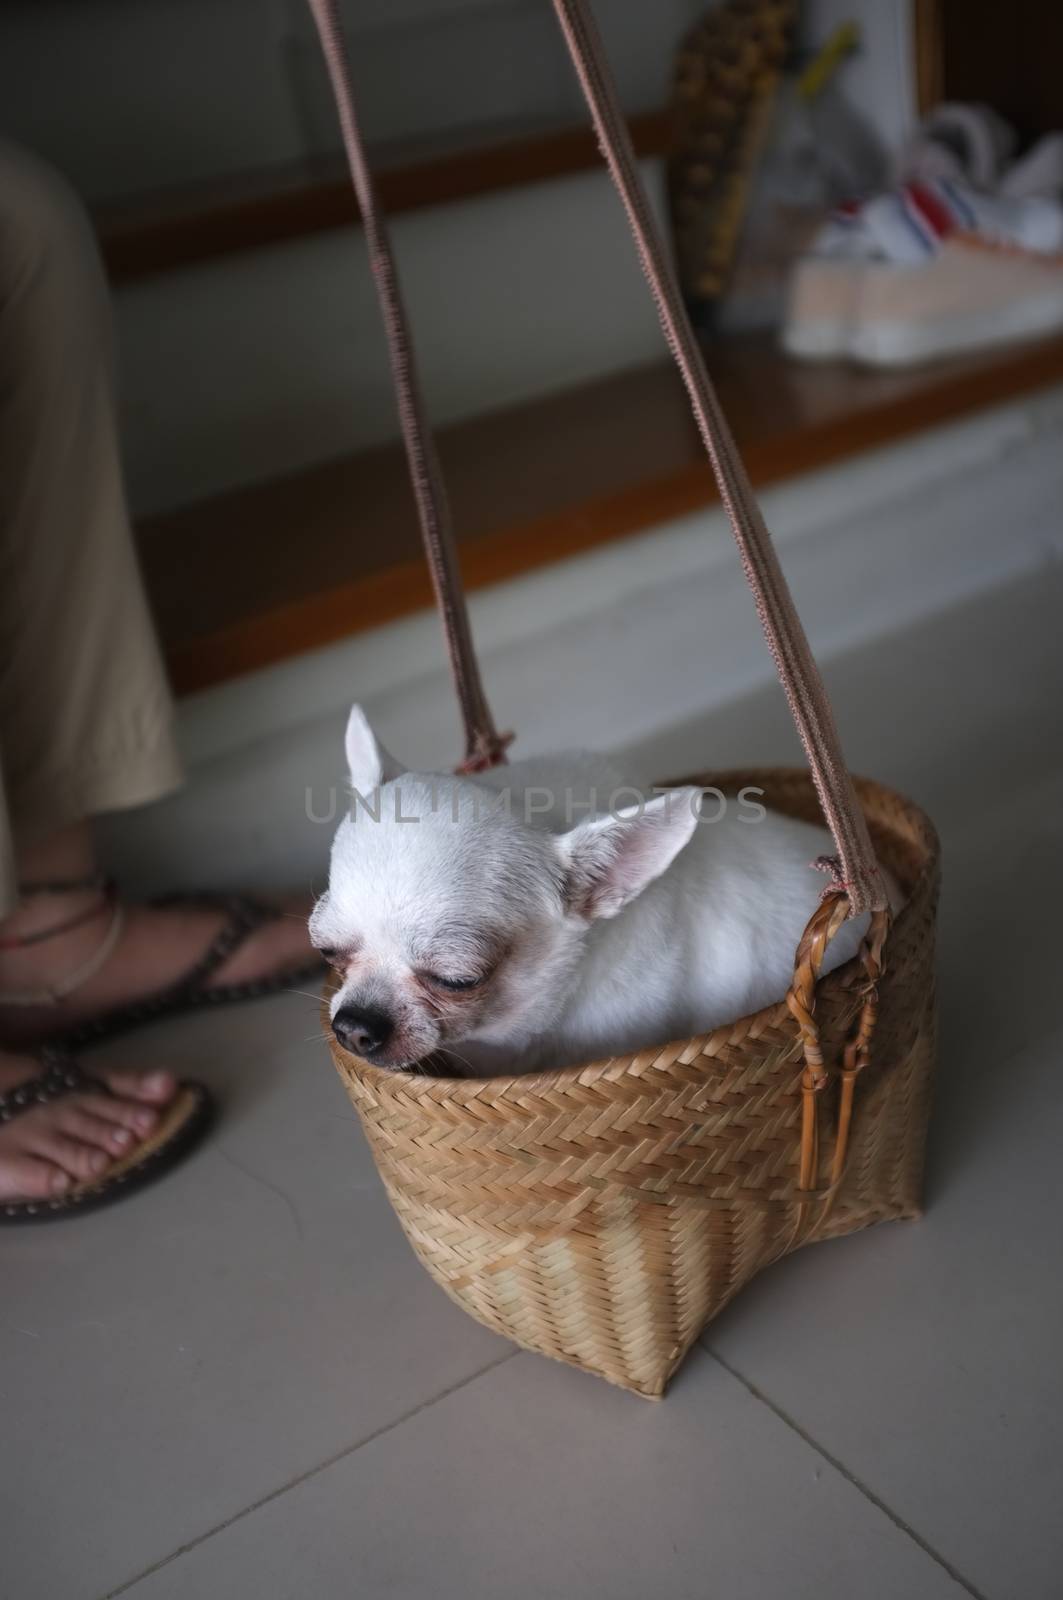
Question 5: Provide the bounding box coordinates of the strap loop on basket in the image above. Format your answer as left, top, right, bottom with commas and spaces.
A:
829, 905, 890, 1193
785, 894, 892, 1243
786, 891, 850, 1204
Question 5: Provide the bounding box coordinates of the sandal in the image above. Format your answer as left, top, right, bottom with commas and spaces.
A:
0, 1048, 212, 1224
1, 879, 325, 1051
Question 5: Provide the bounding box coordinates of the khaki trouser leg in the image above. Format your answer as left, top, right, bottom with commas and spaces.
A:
0, 141, 183, 917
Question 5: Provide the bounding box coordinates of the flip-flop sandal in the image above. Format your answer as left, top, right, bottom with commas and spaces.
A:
0, 1049, 213, 1224
53, 892, 325, 1051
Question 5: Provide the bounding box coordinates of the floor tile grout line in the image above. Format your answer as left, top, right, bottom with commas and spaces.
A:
701, 1342, 992, 1600
97, 1335, 992, 1600
100, 1348, 520, 1600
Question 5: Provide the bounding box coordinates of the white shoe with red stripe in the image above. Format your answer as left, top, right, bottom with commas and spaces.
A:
783, 177, 1063, 367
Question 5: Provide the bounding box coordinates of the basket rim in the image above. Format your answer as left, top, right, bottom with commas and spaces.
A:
325, 766, 939, 1102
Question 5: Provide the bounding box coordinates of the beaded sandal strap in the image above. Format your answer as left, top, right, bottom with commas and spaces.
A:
0, 879, 115, 951
0, 1050, 93, 1124
17, 873, 110, 897
59, 892, 288, 1049
0, 901, 125, 1007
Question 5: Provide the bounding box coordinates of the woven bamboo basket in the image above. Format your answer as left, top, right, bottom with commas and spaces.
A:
327, 767, 939, 1398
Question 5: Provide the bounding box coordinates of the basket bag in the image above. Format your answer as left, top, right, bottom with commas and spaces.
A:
309, 0, 940, 1397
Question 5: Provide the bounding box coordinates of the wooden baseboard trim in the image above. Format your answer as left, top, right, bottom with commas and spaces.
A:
137, 332, 1063, 697
98, 109, 673, 284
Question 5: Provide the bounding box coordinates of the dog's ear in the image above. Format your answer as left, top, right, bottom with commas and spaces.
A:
555, 788, 701, 921
344, 705, 404, 793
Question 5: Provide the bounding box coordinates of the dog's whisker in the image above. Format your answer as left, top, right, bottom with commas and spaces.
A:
437, 1045, 479, 1079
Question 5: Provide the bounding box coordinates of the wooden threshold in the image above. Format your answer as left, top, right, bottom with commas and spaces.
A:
97, 109, 672, 284
138, 331, 1063, 697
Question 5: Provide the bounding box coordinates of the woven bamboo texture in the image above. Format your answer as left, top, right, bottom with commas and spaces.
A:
327, 769, 939, 1397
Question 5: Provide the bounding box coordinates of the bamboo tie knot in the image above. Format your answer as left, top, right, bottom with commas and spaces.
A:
455, 729, 516, 775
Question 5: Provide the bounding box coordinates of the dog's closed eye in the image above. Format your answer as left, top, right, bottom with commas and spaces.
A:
423, 972, 485, 993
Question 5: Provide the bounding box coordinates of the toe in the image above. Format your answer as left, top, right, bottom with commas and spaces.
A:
24, 1126, 112, 1185
97, 1068, 176, 1105
0, 1151, 69, 1203
83, 1092, 160, 1139
54, 1101, 138, 1156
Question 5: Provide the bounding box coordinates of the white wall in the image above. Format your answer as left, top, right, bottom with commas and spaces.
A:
2, 0, 918, 517
0, 1, 700, 514
0, 0, 701, 201
799, 0, 915, 155
116, 160, 668, 515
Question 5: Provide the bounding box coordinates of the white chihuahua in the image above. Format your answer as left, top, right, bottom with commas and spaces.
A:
311, 707, 893, 1077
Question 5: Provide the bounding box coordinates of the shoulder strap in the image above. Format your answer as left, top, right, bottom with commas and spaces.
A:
306, 0, 511, 774
307, 0, 885, 913
551, 0, 883, 915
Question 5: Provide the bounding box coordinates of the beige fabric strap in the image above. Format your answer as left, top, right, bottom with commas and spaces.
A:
306, 0, 884, 913
306, 0, 511, 774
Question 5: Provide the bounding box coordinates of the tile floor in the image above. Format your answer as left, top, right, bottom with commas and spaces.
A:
3, 564, 1061, 1600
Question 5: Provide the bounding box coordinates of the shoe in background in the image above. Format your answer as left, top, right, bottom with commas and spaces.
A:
783, 104, 1063, 367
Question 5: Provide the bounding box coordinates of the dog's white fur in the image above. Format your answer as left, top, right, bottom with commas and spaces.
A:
311, 707, 897, 1076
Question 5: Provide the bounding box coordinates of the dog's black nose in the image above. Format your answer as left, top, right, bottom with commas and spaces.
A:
333, 1004, 394, 1057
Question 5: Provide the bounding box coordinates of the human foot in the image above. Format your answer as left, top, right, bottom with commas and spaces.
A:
0, 889, 322, 1048
0, 1048, 177, 1203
